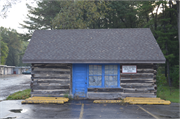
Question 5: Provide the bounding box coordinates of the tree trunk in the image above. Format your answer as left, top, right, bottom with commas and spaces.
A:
166, 60, 171, 87
146, 14, 149, 24
98, 18, 100, 28
167, 59, 172, 95
165, 64, 167, 78
105, 18, 107, 28
165, 28, 171, 88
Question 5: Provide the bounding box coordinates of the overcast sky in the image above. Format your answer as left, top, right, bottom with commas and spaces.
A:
0, 0, 36, 33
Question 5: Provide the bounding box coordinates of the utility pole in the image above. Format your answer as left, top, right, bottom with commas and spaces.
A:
177, 1, 180, 81
178, 1, 180, 45
178, 1, 180, 82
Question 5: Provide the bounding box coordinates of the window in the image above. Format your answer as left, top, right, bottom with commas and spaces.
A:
89, 65, 102, 86
88, 64, 120, 88
105, 65, 118, 87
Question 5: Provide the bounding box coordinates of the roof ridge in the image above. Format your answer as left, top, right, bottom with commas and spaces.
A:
34, 28, 150, 31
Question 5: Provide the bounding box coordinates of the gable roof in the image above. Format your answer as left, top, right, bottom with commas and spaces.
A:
22, 28, 165, 63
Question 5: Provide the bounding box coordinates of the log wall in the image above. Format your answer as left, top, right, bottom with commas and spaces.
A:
30, 63, 157, 99
30, 63, 72, 97
120, 63, 157, 98
87, 63, 157, 99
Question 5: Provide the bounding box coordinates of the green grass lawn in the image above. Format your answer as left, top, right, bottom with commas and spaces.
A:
6, 89, 31, 100
157, 85, 179, 103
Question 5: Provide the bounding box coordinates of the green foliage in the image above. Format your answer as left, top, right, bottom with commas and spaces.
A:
104, 1, 138, 28
6, 89, 31, 100
156, 67, 167, 92
156, 66, 179, 100
23, 1, 140, 30
20, 0, 62, 40
170, 65, 179, 87
52, 1, 104, 29
0, 38, 9, 64
143, 0, 179, 87
157, 85, 179, 103
0, 27, 28, 66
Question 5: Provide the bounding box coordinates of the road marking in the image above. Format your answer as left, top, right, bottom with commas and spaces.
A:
137, 105, 159, 119
79, 103, 84, 119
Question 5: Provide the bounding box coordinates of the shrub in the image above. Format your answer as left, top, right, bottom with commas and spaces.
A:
156, 67, 167, 93
63, 93, 69, 98
170, 65, 179, 87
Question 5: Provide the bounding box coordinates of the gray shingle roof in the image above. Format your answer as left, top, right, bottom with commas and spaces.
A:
22, 28, 165, 63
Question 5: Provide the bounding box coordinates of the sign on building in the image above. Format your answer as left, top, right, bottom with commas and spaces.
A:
122, 65, 137, 73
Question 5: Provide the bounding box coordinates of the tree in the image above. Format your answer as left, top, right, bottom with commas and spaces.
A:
0, 36, 9, 64
139, 1, 179, 87
136, 1, 156, 28
52, 1, 104, 29
0, 27, 24, 66
52, 1, 140, 29
20, 0, 61, 40
102, 1, 139, 28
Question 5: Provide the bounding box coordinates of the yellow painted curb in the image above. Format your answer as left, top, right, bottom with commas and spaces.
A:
124, 97, 161, 100
123, 97, 171, 105
27, 97, 69, 102
129, 101, 171, 105
21, 100, 64, 104
21, 97, 69, 104
93, 100, 122, 103
124, 99, 163, 103
28, 97, 68, 102
123, 97, 161, 103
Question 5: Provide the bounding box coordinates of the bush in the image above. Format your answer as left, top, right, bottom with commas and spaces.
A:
156, 67, 166, 84
170, 65, 179, 87
156, 66, 172, 96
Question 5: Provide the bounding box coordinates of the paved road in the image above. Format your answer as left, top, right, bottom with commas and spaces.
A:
0, 100, 179, 119
0, 75, 31, 100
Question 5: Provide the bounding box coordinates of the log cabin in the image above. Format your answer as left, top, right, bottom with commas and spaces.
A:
22, 28, 165, 99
